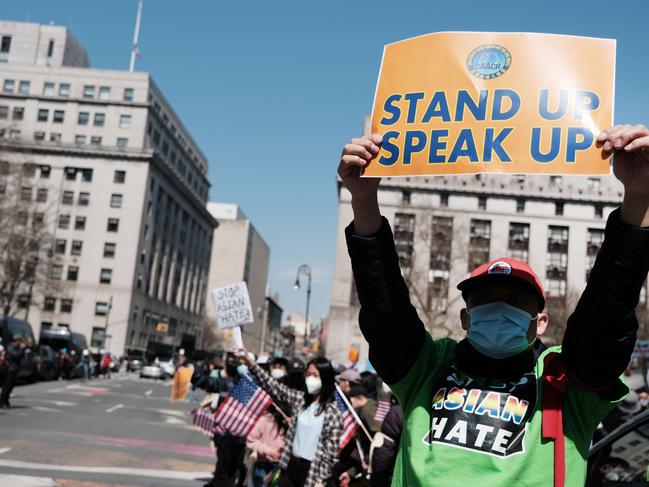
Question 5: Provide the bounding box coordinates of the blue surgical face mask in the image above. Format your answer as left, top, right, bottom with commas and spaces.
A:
237, 364, 249, 376
467, 301, 536, 359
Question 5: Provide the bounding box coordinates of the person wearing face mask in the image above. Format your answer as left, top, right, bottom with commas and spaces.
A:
338, 124, 649, 487
241, 352, 342, 487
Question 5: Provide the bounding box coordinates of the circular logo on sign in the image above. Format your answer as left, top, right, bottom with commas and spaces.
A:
488, 261, 512, 275
467, 44, 512, 80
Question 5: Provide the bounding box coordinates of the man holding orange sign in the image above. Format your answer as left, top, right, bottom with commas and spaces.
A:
338, 30, 649, 487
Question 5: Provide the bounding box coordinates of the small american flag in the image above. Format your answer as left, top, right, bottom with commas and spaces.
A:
193, 409, 222, 436
335, 389, 360, 450
374, 400, 391, 423
214, 375, 272, 437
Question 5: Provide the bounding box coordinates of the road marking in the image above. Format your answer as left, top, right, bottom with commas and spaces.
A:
145, 389, 152, 396
0, 448, 11, 455
0, 474, 59, 486
0, 459, 209, 480
164, 416, 186, 424
32, 406, 62, 413
28, 399, 77, 407
106, 403, 123, 413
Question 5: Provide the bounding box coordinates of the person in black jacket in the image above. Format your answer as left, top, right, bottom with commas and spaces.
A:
370, 403, 403, 487
338, 123, 649, 486
1, 336, 26, 408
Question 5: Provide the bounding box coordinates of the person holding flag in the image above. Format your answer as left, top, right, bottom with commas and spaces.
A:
338, 124, 649, 486
240, 352, 343, 487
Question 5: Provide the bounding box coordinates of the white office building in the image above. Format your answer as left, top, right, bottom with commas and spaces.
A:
0, 21, 216, 355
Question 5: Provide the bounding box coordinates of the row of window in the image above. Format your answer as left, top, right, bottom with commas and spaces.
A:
403, 190, 605, 219
42, 297, 113, 316
58, 215, 120, 232
391, 212, 607, 310
2, 128, 129, 148
52, 239, 116, 258
50, 264, 113, 284
2, 78, 134, 102
0, 104, 132, 129
8, 165, 126, 185
60, 190, 123, 208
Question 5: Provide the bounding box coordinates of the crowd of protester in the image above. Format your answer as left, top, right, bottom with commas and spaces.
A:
190, 350, 407, 487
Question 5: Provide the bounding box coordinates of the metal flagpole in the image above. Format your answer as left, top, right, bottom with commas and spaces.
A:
129, 0, 144, 72
335, 383, 373, 443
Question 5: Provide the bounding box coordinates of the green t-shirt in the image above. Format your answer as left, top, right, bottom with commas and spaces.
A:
390, 333, 628, 487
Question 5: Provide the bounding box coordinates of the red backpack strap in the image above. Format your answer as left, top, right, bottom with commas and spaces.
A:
542, 352, 569, 487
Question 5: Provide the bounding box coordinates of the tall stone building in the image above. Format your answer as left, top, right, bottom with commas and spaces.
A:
326, 119, 643, 366
0, 21, 216, 355
206, 202, 270, 354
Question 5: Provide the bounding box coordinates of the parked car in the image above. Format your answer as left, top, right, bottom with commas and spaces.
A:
127, 358, 142, 372
587, 408, 649, 486
158, 358, 176, 378
0, 316, 38, 382
33, 344, 58, 381
140, 363, 164, 380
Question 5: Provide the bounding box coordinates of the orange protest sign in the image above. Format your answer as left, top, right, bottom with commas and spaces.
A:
171, 366, 194, 402
365, 32, 615, 177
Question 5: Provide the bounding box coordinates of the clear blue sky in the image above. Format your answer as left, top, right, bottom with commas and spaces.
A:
4, 0, 648, 326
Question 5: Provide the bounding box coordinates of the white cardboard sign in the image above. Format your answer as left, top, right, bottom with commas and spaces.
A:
212, 281, 254, 330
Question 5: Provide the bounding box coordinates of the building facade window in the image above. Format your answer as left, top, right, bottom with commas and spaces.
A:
13, 107, 24, 120
99, 268, 112, 284
0, 36, 11, 62
586, 228, 604, 280
440, 192, 449, 208
71, 240, 83, 256
478, 196, 487, 210
595, 204, 603, 219
468, 219, 491, 271
3, 79, 15, 92
49, 133, 61, 142
90, 136, 102, 145
50, 265, 63, 280
116, 137, 128, 148
20, 186, 32, 202
67, 266, 79, 281
58, 214, 70, 229
36, 188, 48, 202
78, 112, 89, 125
75, 216, 86, 230
555, 202, 564, 216
546, 225, 569, 297
37, 109, 49, 122
516, 199, 525, 213
427, 216, 453, 313
394, 213, 416, 272
110, 194, 123, 208
98, 86, 110, 100
43, 82, 55, 96
508, 222, 530, 262
60, 299, 73, 313
114, 170, 126, 183
0, 105, 7, 119
103, 242, 116, 258
107, 218, 119, 232
123, 88, 134, 101
119, 114, 131, 129
83, 85, 95, 98
78, 192, 90, 205
81, 169, 93, 182
43, 297, 56, 311
59, 83, 70, 96
54, 239, 66, 254
75, 135, 86, 144
94, 113, 105, 126
62, 191, 74, 205
18, 80, 30, 94
95, 301, 110, 316
53, 110, 64, 123
34, 131, 45, 140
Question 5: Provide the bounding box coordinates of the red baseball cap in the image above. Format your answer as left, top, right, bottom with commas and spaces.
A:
457, 257, 546, 309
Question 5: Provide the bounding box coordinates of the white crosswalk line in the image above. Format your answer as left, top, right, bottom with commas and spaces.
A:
0, 459, 208, 480
0, 474, 59, 486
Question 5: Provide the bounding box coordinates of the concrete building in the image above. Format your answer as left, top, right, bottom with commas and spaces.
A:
0, 21, 216, 356
207, 202, 270, 354
327, 118, 642, 366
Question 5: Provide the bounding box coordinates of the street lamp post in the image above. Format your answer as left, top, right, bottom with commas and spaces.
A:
293, 264, 312, 349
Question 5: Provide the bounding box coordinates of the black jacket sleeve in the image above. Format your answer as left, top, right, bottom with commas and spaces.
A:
345, 217, 426, 384
562, 208, 649, 389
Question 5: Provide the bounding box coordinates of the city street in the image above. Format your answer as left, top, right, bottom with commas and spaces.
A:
0, 373, 215, 487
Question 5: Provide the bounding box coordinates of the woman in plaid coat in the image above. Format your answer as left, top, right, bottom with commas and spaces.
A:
245, 354, 343, 487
